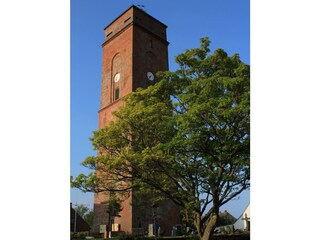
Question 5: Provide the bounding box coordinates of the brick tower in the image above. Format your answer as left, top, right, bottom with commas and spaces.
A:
93, 5, 180, 235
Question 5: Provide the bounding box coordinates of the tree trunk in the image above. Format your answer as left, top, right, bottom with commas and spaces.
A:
201, 214, 219, 240
193, 211, 203, 239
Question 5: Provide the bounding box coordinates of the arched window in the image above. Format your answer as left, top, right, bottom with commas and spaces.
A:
111, 53, 121, 102
115, 87, 120, 100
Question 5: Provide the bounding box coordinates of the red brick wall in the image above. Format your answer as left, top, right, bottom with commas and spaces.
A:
93, 192, 109, 232
94, 6, 180, 235
114, 192, 133, 233
132, 24, 169, 90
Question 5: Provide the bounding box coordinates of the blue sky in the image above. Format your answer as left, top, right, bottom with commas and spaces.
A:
71, 0, 250, 218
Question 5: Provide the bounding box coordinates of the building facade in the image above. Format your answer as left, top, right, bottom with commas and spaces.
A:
93, 5, 180, 235
233, 204, 250, 232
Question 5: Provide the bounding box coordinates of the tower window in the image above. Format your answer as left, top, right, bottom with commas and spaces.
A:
115, 87, 120, 100
124, 17, 131, 23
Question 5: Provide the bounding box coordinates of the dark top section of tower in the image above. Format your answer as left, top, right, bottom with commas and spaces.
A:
103, 5, 168, 45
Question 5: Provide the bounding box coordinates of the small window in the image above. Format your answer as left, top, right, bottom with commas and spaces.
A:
124, 17, 131, 23
115, 87, 120, 100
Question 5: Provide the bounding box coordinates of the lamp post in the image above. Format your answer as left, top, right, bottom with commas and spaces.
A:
71, 203, 78, 235
151, 203, 159, 240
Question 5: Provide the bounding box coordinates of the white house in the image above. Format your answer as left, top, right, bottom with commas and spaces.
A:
233, 204, 250, 231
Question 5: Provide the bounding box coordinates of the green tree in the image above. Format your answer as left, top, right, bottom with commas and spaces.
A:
107, 195, 123, 231
71, 37, 250, 240
84, 211, 93, 228
74, 204, 94, 227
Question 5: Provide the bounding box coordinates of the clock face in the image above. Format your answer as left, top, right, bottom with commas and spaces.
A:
114, 73, 120, 83
147, 72, 154, 81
